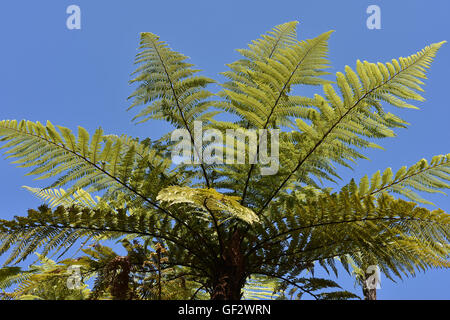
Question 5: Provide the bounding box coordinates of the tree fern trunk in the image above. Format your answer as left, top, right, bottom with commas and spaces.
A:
362, 272, 377, 300
363, 286, 377, 300
210, 230, 246, 300
210, 271, 245, 300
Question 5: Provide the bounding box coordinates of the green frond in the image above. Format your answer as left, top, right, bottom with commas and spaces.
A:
255, 41, 447, 204
221, 28, 333, 129
242, 275, 280, 300
0, 121, 171, 205
23, 186, 98, 209
128, 32, 216, 187
0, 267, 36, 291
128, 32, 216, 129
264, 274, 360, 300
0, 205, 151, 265
250, 186, 450, 283
0, 22, 448, 300
0, 253, 89, 300
356, 154, 450, 205
157, 186, 259, 224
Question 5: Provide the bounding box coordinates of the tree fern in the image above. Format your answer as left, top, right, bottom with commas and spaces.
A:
0, 253, 89, 300
0, 21, 448, 300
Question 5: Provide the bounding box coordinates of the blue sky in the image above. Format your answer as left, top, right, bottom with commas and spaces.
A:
0, 0, 448, 299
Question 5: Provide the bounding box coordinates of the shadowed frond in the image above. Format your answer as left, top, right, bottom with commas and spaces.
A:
0, 22, 448, 300
242, 274, 280, 300
0, 253, 89, 300
249, 186, 449, 282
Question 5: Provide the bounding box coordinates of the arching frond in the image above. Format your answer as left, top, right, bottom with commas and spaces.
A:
256, 41, 446, 214
357, 154, 450, 205
0, 121, 174, 209
128, 32, 216, 128
0, 253, 89, 300
220, 29, 333, 129
249, 185, 450, 282
0, 267, 36, 291
23, 186, 99, 209
128, 32, 216, 187
157, 186, 259, 225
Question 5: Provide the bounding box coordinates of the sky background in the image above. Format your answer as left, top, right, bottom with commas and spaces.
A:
0, 0, 449, 299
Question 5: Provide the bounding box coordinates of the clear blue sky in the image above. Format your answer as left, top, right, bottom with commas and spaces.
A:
0, 0, 448, 299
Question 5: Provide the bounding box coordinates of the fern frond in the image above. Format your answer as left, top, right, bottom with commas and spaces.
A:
129, 32, 216, 126
357, 154, 450, 205
23, 186, 98, 209
254, 272, 359, 300
0, 253, 89, 300
249, 186, 450, 282
242, 275, 280, 300
0, 267, 36, 290
0, 204, 216, 271
237, 21, 299, 62
157, 186, 259, 224
128, 32, 216, 187
0, 121, 174, 212
257, 41, 446, 214
221, 29, 333, 129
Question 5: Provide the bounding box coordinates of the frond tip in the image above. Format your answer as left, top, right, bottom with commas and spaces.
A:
128, 32, 216, 128
357, 154, 450, 205
23, 186, 98, 209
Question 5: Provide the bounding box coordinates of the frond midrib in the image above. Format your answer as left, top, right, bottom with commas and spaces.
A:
256, 49, 433, 216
